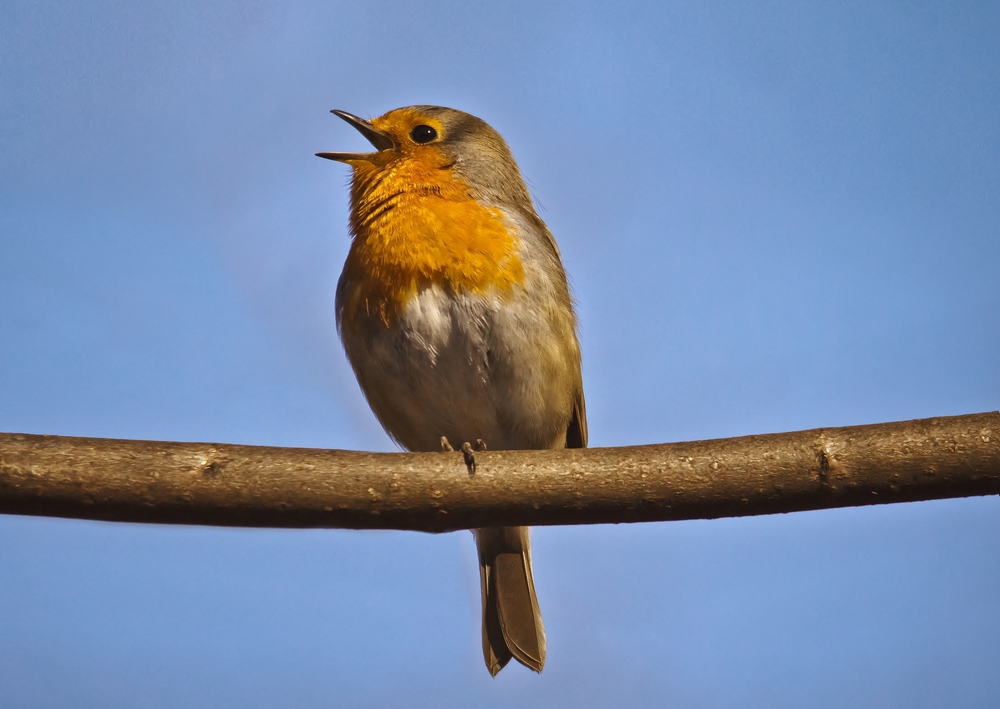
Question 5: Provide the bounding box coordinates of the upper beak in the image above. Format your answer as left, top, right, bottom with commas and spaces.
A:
316, 110, 397, 163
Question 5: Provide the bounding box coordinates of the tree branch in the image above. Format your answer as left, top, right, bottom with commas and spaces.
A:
1, 413, 998, 532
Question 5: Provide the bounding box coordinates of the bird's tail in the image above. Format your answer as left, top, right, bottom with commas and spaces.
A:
475, 525, 545, 676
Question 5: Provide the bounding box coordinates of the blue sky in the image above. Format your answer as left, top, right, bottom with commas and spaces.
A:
1, 1, 999, 706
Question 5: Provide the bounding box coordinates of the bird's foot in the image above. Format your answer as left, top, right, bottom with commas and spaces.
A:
441, 437, 486, 475
461, 442, 476, 474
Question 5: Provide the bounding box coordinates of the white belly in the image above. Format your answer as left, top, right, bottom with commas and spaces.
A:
340, 283, 575, 452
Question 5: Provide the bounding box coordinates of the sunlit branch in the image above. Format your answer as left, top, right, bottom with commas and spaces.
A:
1, 413, 997, 532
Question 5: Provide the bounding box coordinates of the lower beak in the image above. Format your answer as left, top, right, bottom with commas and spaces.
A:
316, 110, 397, 163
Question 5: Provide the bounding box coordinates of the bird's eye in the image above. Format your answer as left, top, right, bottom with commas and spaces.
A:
410, 124, 438, 144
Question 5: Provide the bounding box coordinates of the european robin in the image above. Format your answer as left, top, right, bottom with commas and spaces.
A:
317, 106, 586, 676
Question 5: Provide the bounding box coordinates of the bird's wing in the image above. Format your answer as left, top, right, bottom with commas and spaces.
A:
566, 387, 587, 449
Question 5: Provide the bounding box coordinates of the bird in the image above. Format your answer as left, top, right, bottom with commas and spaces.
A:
317, 106, 586, 676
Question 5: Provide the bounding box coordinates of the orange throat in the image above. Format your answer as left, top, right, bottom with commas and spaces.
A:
340, 156, 524, 326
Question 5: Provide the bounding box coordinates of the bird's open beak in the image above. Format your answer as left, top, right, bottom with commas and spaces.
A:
316, 110, 397, 163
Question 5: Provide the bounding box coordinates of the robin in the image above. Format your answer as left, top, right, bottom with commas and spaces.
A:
317, 106, 586, 676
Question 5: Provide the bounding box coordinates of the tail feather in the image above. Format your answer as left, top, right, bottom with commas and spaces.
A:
480, 555, 514, 676
476, 526, 545, 675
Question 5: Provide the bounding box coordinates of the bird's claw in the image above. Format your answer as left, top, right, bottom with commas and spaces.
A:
461, 442, 477, 475
441, 436, 485, 475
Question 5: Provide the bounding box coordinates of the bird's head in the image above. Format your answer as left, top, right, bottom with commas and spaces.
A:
317, 106, 532, 211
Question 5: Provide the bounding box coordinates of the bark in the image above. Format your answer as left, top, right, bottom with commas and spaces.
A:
0, 413, 997, 532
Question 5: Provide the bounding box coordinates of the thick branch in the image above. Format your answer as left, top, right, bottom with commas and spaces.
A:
0, 413, 998, 532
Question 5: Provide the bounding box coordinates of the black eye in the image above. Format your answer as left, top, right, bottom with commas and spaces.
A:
410, 124, 438, 144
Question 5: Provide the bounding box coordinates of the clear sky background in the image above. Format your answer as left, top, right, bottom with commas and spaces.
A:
2, 1, 998, 706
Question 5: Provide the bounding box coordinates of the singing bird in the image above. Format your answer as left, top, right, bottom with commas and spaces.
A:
318, 106, 586, 676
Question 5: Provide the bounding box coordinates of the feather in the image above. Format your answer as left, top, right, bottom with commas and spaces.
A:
476, 526, 545, 674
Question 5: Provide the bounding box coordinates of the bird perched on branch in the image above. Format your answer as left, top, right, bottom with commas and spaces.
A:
318, 106, 586, 676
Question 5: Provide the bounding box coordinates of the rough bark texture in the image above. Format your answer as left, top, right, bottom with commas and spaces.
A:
0, 413, 997, 532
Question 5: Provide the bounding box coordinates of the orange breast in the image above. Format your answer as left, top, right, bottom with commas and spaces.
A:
340, 154, 525, 327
